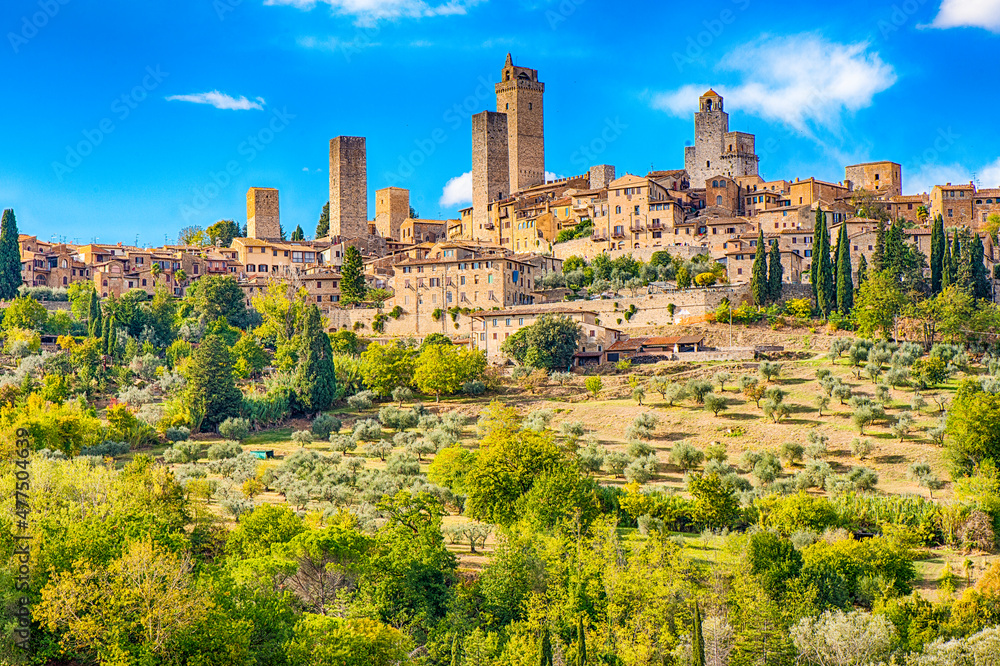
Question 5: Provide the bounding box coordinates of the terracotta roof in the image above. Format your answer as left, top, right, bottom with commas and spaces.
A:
608, 335, 704, 352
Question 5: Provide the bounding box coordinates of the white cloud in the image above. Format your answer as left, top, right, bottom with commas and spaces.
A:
440, 171, 472, 207
905, 157, 1000, 195
166, 91, 265, 111
266, 0, 482, 24
297, 35, 380, 51
930, 0, 1000, 31
651, 34, 896, 135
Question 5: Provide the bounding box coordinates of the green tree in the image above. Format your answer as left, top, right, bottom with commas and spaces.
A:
500, 314, 582, 371
1, 295, 47, 330
814, 212, 835, 317
361, 342, 415, 397
538, 627, 554, 666
835, 223, 854, 314
576, 614, 587, 666
942, 234, 954, 289
767, 238, 783, 304
856, 253, 868, 289
0, 208, 21, 300
316, 201, 330, 238
232, 333, 268, 379
855, 270, 906, 339
206, 219, 240, 247
186, 274, 253, 328
688, 472, 740, 529
294, 305, 338, 414
186, 333, 242, 430
226, 504, 305, 559
946, 380, 1000, 476
178, 225, 207, 246
930, 214, 945, 294
872, 218, 886, 271
88, 289, 103, 337
970, 233, 991, 300
340, 246, 367, 305
413, 344, 485, 401
291, 225, 305, 241
284, 614, 410, 666
751, 229, 768, 306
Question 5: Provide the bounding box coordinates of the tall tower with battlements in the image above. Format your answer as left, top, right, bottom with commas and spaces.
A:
495, 53, 545, 194
329, 136, 368, 241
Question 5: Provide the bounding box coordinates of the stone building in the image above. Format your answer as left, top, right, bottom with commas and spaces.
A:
247, 187, 280, 240
231, 237, 327, 279
787, 177, 851, 207
845, 161, 902, 198
374, 187, 410, 241
469, 308, 621, 365
888, 194, 930, 225
471, 111, 509, 235
974, 188, 1000, 227
931, 182, 976, 227
683, 90, 759, 188
329, 136, 369, 241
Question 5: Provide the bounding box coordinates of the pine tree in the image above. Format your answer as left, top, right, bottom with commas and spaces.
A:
316, 201, 330, 238
692, 601, 705, 666
971, 234, 991, 300
294, 305, 337, 415
930, 214, 945, 293
291, 225, 304, 241
88, 290, 102, 337
836, 223, 854, 315
538, 627, 553, 666
872, 218, 886, 271
767, 238, 783, 303
340, 245, 367, 304
0, 209, 22, 300
576, 615, 587, 666
186, 332, 242, 430
856, 254, 868, 288
751, 229, 768, 307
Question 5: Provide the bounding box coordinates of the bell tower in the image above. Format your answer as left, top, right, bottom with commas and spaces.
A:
495, 53, 545, 194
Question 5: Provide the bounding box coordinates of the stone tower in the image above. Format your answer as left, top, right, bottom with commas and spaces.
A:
375, 187, 410, 241
589, 165, 616, 190
329, 136, 368, 241
246, 187, 280, 240
683, 89, 758, 188
471, 111, 509, 235
495, 53, 545, 194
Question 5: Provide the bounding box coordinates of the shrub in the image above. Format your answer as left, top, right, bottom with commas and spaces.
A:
207, 440, 243, 460
751, 452, 783, 485
625, 412, 658, 440
352, 419, 383, 442
163, 440, 204, 464
959, 510, 996, 550
218, 417, 251, 442
463, 380, 487, 395
780, 442, 804, 466
80, 441, 130, 457
577, 440, 605, 474
705, 442, 728, 463
670, 441, 704, 471
361, 439, 393, 460
347, 390, 375, 411
329, 433, 356, 455
165, 426, 191, 443
758, 361, 781, 382
625, 455, 658, 484
604, 451, 631, 477
850, 438, 875, 460
392, 386, 415, 405
704, 393, 728, 416
291, 430, 315, 445
311, 414, 341, 439
585, 376, 603, 398
627, 440, 655, 458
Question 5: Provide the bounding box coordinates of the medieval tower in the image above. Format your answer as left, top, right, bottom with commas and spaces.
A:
683, 90, 759, 188
329, 136, 369, 241
375, 186, 410, 241
495, 53, 545, 194
471, 54, 545, 233
471, 111, 509, 234
246, 187, 280, 240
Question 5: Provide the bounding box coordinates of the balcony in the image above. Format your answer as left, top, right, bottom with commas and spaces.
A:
592, 231, 608, 241
630, 225, 645, 233
612, 229, 626, 239
648, 220, 663, 230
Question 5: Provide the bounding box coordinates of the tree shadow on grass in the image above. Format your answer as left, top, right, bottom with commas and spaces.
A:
875, 454, 907, 464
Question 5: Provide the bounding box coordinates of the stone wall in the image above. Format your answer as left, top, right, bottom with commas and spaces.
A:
551, 237, 711, 263
471, 111, 509, 231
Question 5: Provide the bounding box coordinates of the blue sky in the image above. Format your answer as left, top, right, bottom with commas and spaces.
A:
2, 0, 999, 245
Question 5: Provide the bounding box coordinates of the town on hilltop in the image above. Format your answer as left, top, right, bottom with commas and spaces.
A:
11, 55, 1000, 363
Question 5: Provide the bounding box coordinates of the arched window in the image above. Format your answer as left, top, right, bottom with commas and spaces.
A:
716, 195, 723, 206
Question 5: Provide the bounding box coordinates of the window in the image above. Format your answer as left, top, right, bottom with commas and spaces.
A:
737, 268, 743, 275
716, 195, 723, 206
948, 209, 954, 217
615, 206, 621, 214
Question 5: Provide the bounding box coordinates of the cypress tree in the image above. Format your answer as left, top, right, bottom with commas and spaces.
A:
340, 245, 367, 304
815, 216, 834, 317
872, 218, 886, 271
942, 236, 953, 289
0, 209, 22, 300
186, 333, 242, 430
836, 223, 854, 314
451, 634, 460, 666
953, 234, 967, 289
811, 208, 824, 302
971, 234, 991, 300
291, 225, 304, 241
576, 615, 587, 666
751, 229, 768, 306
692, 601, 705, 666
930, 214, 945, 293
767, 239, 783, 303
316, 201, 330, 238
539, 627, 553, 666
856, 254, 868, 288
88, 290, 102, 337
102, 315, 115, 357
294, 305, 338, 415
